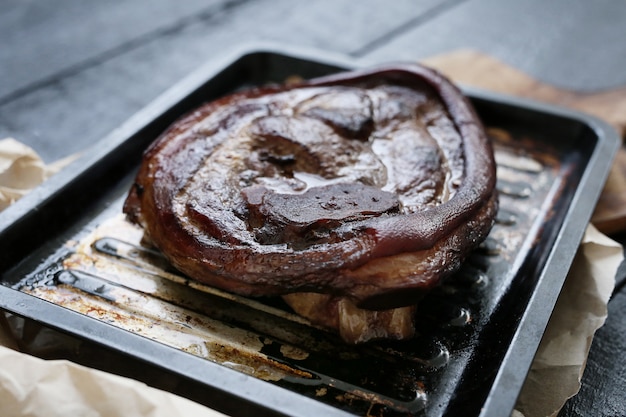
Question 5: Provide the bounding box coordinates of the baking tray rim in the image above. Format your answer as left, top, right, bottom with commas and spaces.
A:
0, 42, 620, 417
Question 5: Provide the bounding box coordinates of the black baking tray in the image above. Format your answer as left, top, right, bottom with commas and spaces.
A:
0, 44, 619, 417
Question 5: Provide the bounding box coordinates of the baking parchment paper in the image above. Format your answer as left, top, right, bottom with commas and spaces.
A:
513, 224, 621, 417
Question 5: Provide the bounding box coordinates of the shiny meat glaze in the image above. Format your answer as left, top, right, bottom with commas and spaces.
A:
123, 64, 497, 309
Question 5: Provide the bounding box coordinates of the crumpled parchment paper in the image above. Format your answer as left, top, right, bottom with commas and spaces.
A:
0, 343, 226, 417
513, 224, 621, 417
0, 138, 621, 417
0, 138, 78, 210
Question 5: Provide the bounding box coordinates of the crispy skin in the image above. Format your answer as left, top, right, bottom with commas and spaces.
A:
123, 63, 498, 310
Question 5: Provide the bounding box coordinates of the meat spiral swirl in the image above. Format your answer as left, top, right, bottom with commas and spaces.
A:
123, 63, 498, 310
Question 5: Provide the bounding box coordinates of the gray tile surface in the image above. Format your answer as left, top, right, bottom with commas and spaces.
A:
362, 0, 626, 91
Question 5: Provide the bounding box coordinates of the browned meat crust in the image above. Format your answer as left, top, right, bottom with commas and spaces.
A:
123, 63, 498, 310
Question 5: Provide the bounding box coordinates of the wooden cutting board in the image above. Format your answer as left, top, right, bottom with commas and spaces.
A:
421, 50, 626, 235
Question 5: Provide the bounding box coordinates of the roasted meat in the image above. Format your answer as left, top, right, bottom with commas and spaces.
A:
123, 63, 498, 342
